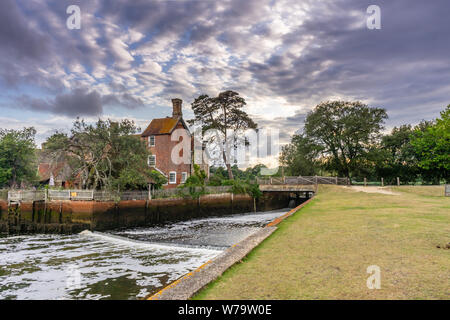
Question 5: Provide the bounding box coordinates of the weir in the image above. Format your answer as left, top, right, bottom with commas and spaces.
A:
0, 207, 292, 300
0, 190, 314, 235
80, 230, 224, 253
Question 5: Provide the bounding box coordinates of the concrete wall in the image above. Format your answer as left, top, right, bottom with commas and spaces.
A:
0, 191, 292, 235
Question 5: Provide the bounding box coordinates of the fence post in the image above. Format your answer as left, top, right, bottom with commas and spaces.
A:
364, 177, 367, 187
381, 177, 384, 187
270, 177, 273, 185
397, 177, 400, 186
335, 176, 338, 185
314, 176, 318, 184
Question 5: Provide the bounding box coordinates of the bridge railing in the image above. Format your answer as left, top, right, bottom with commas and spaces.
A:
256, 176, 349, 185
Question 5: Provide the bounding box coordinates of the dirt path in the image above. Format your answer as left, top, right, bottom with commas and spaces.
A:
345, 186, 400, 195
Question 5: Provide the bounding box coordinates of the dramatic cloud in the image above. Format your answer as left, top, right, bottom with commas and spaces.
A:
0, 0, 449, 146
17, 88, 145, 117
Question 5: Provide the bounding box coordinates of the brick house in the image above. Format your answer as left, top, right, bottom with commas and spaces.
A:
140, 98, 208, 189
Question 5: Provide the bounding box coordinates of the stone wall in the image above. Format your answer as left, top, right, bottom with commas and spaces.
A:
0, 191, 292, 235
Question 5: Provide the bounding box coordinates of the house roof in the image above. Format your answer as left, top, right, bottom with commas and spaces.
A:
141, 117, 190, 136
38, 162, 67, 182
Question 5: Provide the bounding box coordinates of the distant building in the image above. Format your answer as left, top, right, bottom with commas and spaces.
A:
38, 162, 75, 188
36, 98, 209, 190
139, 98, 209, 189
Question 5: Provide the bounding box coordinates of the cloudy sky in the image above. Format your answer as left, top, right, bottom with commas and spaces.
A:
1, 0, 449, 146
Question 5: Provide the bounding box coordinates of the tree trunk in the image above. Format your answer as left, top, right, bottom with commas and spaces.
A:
222, 149, 234, 180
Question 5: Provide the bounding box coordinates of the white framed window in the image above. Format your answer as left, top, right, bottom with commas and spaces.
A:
149, 135, 155, 147
169, 171, 177, 184
181, 172, 188, 183
148, 155, 156, 166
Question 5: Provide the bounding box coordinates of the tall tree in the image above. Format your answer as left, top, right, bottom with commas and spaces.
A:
411, 105, 450, 183
189, 91, 257, 179
304, 101, 387, 179
44, 119, 156, 190
0, 127, 37, 188
375, 125, 419, 183
280, 133, 322, 176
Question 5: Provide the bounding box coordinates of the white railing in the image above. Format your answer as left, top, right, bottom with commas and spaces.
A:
257, 176, 349, 185
48, 190, 70, 200
8, 190, 46, 202
6, 186, 234, 202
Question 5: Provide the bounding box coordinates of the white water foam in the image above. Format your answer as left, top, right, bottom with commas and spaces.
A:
79, 230, 222, 254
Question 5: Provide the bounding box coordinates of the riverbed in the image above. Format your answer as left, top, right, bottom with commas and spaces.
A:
0, 208, 288, 300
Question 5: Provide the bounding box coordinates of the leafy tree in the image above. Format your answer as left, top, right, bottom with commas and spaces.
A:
304, 101, 387, 179
280, 133, 321, 176
373, 125, 418, 184
0, 127, 37, 188
411, 105, 450, 183
189, 91, 257, 179
229, 179, 262, 199
179, 164, 208, 199
183, 164, 207, 188
243, 164, 267, 178
208, 164, 266, 185
148, 170, 168, 190
44, 119, 152, 190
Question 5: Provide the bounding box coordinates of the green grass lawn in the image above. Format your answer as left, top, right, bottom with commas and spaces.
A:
193, 185, 450, 300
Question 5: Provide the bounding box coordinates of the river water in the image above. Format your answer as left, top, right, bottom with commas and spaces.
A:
0, 209, 288, 300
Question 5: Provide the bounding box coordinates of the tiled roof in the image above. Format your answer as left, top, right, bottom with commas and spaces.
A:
141, 117, 191, 136
141, 118, 178, 136
38, 162, 66, 182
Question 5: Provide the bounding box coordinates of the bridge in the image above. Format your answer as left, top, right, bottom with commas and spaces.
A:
256, 176, 349, 187
256, 176, 349, 206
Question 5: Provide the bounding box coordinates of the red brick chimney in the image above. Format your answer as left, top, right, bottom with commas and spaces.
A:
172, 98, 182, 119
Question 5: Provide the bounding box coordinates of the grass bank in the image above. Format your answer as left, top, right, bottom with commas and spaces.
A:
193, 185, 449, 299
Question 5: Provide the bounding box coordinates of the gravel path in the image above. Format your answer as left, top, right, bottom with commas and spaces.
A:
345, 186, 400, 195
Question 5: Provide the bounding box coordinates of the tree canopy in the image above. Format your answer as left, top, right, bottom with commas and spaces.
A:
410, 105, 450, 183
281, 101, 449, 184
188, 91, 257, 179
280, 133, 321, 176
304, 101, 387, 179
0, 127, 37, 188
44, 118, 158, 190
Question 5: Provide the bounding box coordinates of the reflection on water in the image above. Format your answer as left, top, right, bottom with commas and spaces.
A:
0, 209, 288, 300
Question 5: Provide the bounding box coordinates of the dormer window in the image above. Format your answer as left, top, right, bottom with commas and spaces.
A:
149, 135, 155, 147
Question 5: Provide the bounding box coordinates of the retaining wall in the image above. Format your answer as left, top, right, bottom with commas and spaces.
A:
0, 191, 293, 235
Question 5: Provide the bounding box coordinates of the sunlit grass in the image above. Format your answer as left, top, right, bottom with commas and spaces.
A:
193, 185, 450, 300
